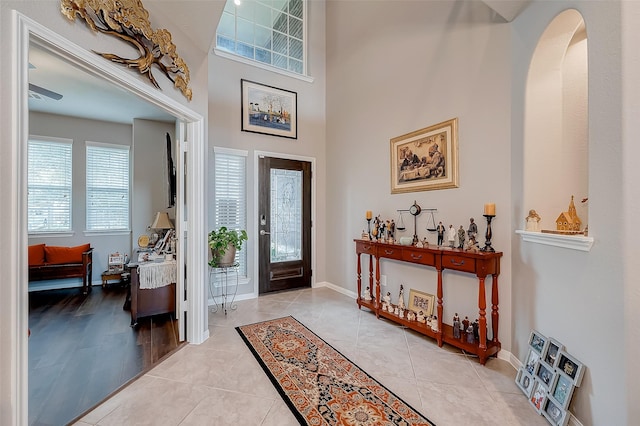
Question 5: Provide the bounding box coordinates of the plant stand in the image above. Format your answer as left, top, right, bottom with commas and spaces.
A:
209, 263, 239, 315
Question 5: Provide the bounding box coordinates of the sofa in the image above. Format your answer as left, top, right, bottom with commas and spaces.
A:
28, 243, 94, 294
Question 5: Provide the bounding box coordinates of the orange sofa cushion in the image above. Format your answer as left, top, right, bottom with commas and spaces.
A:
44, 244, 91, 265
28, 244, 46, 266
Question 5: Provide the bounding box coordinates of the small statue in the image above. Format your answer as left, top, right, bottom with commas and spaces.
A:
473, 319, 480, 341
422, 237, 428, 247
417, 311, 425, 323
361, 230, 370, 240
394, 306, 399, 315
453, 313, 461, 339
466, 324, 475, 343
407, 311, 416, 321
389, 219, 396, 240
462, 316, 470, 332
430, 315, 439, 332
398, 284, 406, 310
382, 291, 391, 310
525, 209, 541, 232
398, 308, 405, 318
363, 286, 372, 301
458, 225, 466, 249
426, 316, 432, 327
467, 217, 478, 240
466, 236, 479, 252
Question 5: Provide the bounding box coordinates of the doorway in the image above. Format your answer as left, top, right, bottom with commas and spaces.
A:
8, 13, 209, 425
258, 156, 312, 294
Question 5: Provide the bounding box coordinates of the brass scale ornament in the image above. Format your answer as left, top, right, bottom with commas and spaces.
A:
60, 0, 193, 101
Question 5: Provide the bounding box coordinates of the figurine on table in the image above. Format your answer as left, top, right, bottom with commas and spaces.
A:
525, 210, 541, 232
407, 311, 416, 321
447, 224, 456, 247
372, 216, 380, 241
417, 311, 425, 323
436, 221, 445, 245
457, 225, 466, 249
453, 313, 461, 339
466, 236, 480, 252
389, 219, 396, 242
430, 315, 438, 332
473, 319, 480, 341
466, 324, 475, 343
467, 218, 478, 240
363, 286, 372, 301
382, 291, 391, 310
462, 316, 470, 332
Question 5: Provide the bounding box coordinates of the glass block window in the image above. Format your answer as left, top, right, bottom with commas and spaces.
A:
214, 148, 248, 276
86, 142, 130, 231
27, 136, 73, 233
216, 0, 305, 75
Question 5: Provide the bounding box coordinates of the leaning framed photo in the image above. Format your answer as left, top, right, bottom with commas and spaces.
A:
515, 367, 535, 397
542, 396, 570, 426
549, 372, 575, 409
557, 350, 586, 386
535, 361, 555, 388
390, 118, 458, 193
542, 337, 564, 368
528, 329, 547, 354
241, 79, 297, 139
407, 289, 435, 316
529, 379, 547, 413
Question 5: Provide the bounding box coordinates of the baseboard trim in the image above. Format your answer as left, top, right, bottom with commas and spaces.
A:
313, 281, 358, 299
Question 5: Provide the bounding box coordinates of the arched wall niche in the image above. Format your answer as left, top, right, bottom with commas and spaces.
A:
522, 9, 589, 243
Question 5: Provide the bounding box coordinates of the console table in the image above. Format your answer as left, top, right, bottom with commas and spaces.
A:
354, 239, 502, 364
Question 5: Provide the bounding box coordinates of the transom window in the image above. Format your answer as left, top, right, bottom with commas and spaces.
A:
215, 0, 305, 75
27, 136, 73, 233
86, 142, 130, 232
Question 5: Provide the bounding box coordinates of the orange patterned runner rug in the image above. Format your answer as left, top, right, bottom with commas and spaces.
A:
236, 316, 435, 426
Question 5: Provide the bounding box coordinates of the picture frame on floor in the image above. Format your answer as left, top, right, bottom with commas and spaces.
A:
529, 379, 547, 413
535, 361, 555, 387
516, 367, 535, 397
557, 350, 586, 386
528, 329, 546, 354
550, 372, 575, 410
241, 79, 297, 139
542, 396, 570, 426
524, 347, 540, 375
542, 337, 564, 368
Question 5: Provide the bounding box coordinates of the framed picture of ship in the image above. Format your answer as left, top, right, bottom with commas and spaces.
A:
241, 79, 297, 139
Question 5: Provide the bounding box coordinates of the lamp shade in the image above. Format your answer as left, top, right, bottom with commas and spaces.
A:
150, 212, 174, 230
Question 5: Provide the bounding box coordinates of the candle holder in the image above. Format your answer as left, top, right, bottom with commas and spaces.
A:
366, 218, 372, 240
481, 214, 495, 252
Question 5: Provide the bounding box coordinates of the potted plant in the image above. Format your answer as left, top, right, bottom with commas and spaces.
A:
208, 226, 248, 267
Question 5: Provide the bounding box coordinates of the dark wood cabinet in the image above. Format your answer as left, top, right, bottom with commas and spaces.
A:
128, 264, 176, 327
355, 239, 502, 365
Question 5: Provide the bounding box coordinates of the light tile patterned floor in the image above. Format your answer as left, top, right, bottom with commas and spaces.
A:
76, 287, 549, 426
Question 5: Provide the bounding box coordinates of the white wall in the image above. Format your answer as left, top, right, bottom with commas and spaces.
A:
207, 0, 327, 297
325, 0, 513, 347
28, 111, 133, 287
511, 2, 624, 424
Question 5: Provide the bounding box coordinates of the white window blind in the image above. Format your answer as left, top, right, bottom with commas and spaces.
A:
28, 137, 73, 233
214, 149, 247, 276
86, 142, 130, 231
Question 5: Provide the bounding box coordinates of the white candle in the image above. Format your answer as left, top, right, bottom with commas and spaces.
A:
484, 203, 496, 216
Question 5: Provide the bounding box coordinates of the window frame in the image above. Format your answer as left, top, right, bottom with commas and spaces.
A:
85, 141, 131, 234
213, 0, 313, 82
27, 135, 74, 236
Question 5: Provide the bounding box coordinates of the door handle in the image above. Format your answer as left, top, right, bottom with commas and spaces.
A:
260, 230, 270, 236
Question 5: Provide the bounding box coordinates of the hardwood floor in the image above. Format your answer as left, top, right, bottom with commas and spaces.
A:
28, 284, 181, 426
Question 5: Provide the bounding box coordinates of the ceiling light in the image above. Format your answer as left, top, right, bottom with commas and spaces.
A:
234, 0, 241, 5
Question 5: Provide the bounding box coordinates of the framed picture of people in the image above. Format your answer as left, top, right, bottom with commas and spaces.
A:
390, 118, 459, 193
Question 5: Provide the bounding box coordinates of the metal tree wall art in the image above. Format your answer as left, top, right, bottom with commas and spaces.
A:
61, 0, 193, 101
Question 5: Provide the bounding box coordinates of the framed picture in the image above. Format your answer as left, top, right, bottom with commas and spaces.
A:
407, 289, 435, 316
528, 329, 547, 354
108, 252, 124, 273
557, 350, 586, 386
524, 347, 540, 375
535, 361, 555, 387
542, 338, 564, 368
529, 379, 547, 413
542, 396, 569, 426
550, 372, 575, 409
241, 79, 297, 139
390, 118, 458, 193
515, 367, 535, 397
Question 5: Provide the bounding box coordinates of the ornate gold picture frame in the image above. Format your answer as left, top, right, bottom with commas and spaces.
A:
407, 288, 435, 316
390, 118, 459, 193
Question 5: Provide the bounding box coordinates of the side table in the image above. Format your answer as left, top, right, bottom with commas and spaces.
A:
209, 263, 239, 315
102, 270, 122, 287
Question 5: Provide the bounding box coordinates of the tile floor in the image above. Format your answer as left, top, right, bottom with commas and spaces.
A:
76, 287, 549, 426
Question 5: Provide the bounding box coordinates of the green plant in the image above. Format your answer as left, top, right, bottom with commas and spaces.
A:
208, 227, 248, 267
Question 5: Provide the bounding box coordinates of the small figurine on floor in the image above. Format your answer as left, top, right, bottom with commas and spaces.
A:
453, 313, 461, 339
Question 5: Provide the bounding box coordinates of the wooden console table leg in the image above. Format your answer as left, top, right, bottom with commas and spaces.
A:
374, 255, 380, 318
491, 274, 499, 343
356, 253, 362, 309
436, 268, 444, 347
478, 276, 488, 356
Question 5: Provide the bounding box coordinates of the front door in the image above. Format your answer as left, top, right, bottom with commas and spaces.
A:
258, 156, 312, 294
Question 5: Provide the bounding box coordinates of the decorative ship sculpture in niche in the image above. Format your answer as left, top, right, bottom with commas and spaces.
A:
60, 0, 193, 101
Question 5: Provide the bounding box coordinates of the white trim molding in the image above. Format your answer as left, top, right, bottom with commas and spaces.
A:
516, 230, 594, 251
